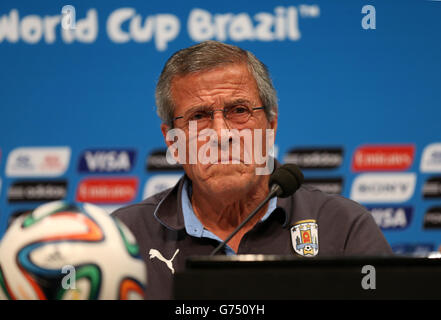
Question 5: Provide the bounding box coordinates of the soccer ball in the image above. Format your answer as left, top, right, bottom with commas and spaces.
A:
0, 201, 147, 300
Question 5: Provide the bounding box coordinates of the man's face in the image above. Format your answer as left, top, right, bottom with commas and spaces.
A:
162, 63, 277, 197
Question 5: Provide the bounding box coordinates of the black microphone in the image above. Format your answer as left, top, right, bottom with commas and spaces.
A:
210, 164, 304, 256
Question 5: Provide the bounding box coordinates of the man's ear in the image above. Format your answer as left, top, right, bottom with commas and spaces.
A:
161, 123, 173, 148
269, 114, 278, 133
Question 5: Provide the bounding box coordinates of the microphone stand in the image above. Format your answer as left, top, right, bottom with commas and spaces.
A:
210, 184, 280, 256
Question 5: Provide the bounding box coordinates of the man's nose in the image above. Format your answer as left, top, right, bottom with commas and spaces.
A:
210, 111, 233, 150
210, 110, 230, 133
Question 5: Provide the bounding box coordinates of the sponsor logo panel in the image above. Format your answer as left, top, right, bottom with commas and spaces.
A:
8, 180, 68, 202
78, 149, 136, 173
146, 149, 183, 172
420, 143, 441, 173
143, 174, 182, 199
352, 144, 414, 172
303, 177, 343, 194
422, 177, 441, 199
283, 147, 343, 169
391, 243, 436, 257
423, 207, 441, 229
365, 206, 413, 230
6, 147, 71, 177
76, 177, 138, 203
350, 173, 416, 203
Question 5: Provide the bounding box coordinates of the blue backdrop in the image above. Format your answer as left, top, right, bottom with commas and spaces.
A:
1, 0, 440, 255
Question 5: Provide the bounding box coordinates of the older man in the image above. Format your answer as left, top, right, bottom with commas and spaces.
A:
113, 41, 392, 299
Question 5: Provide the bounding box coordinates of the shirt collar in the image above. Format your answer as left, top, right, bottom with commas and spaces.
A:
181, 178, 278, 239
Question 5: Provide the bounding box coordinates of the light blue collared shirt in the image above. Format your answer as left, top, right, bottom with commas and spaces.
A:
181, 179, 278, 255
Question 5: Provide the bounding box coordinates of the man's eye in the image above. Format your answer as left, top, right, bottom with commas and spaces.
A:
231, 106, 248, 114
189, 112, 206, 121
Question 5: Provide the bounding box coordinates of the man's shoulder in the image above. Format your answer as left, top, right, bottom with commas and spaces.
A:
296, 184, 368, 217
291, 184, 375, 231
112, 187, 173, 225
294, 185, 392, 255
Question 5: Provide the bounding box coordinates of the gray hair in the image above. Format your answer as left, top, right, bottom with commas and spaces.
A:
155, 40, 278, 127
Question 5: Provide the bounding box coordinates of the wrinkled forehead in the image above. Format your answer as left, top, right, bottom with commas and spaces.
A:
169, 63, 261, 113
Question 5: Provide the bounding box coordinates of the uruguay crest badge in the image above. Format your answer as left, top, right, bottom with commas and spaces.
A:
290, 219, 319, 257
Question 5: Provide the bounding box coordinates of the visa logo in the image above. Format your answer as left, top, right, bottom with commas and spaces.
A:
78, 149, 136, 173
366, 206, 413, 230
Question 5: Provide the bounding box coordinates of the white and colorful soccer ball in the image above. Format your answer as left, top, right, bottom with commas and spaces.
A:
0, 201, 147, 300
